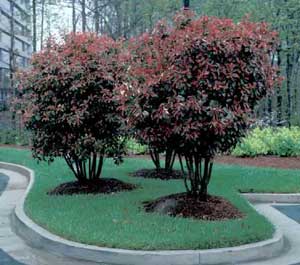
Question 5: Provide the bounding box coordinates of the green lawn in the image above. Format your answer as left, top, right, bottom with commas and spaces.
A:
1, 148, 300, 250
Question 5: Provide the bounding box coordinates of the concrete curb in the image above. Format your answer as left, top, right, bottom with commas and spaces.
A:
243, 193, 300, 204
1, 162, 286, 265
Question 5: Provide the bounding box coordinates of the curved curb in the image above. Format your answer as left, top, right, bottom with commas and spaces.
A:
1, 162, 285, 265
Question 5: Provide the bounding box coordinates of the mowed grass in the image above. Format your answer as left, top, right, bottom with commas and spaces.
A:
1, 148, 300, 250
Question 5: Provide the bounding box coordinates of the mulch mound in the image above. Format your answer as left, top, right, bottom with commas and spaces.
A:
132, 168, 184, 180
48, 178, 137, 196
144, 193, 243, 220
216, 155, 300, 170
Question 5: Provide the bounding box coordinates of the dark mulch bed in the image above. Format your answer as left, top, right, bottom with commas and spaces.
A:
128, 154, 300, 170
144, 193, 243, 220
48, 178, 137, 196
216, 155, 300, 170
132, 168, 184, 180
0, 144, 30, 150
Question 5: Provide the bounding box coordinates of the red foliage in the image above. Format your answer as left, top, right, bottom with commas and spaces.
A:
125, 13, 281, 156
122, 12, 281, 198
14, 33, 126, 182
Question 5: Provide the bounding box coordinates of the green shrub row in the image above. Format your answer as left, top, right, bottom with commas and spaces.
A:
0, 129, 30, 146
125, 138, 148, 155
0, 129, 148, 155
232, 127, 300, 157
3, 127, 299, 158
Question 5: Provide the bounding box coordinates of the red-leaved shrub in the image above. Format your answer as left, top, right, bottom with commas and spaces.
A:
121, 21, 178, 173
15, 33, 125, 184
122, 12, 281, 200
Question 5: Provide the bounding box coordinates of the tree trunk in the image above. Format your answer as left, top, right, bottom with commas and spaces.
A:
9, 0, 15, 92
94, 0, 100, 34
114, 0, 123, 38
9, 0, 16, 129
182, 155, 213, 201
40, 0, 46, 50
150, 147, 177, 172
165, 147, 176, 172
276, 48, 282, 124
81, 0, 86, 32
149, 148, 161, 170
64, 152, 104, 184
32, 0, 37, 52
183, 0, 190, 8
72, 0, 76, 32
286, 47, 292, 127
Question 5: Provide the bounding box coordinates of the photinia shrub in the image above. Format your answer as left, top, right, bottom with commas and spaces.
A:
122, 21, 178, 173
14, 33, 126, 184
123, 12, 281, 200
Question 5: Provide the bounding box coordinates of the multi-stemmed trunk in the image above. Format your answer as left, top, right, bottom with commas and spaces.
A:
149, 147, 176, 172
179, 154, 214, 201
64, 152, 104, 184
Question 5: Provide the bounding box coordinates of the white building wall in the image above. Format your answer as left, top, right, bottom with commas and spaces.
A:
0, 0, 31, 108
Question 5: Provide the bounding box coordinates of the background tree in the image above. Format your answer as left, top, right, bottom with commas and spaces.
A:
254, 0, 300, 126
202, 0, 300, 126
32, 0, 37, 52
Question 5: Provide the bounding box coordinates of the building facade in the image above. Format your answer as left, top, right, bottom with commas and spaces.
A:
0, 0, 31, 109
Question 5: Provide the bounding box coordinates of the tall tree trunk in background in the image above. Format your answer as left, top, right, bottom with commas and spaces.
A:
40, 0, 45, 50
32, 0, 37, 52
131, 0, 138, 36
81, 0, 86, 32
94, 0, 100, 34
123, 0, 129, 38
9, 0, 16, 129
294, 89, 298, 121
72, 0, 76, 32
45, 1, 52, 39
115, 0, 123, 38
277, 47, 282, 124
9, 0, 15, 94
293, 53, 300, 121
184, 0, 190, 8
267, 51, 277, 120
286, 37, 292, 127
267, 95, 272, 118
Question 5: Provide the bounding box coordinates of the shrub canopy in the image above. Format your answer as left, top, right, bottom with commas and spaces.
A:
15, 33, 125, 182
122, 12, 281, 199
125, 13, 280, 157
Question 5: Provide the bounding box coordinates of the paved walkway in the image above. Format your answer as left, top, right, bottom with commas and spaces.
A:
241, 203, 300, 265
1, 167, 300, 265
0, 169, 100, 265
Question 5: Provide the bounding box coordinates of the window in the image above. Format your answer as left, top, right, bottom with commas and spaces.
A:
0, 49, 9, 65
15, 23, 24, 36
0, 15, 10, 31
14, 39, 23, 52
1, 32, 11, 49
22, 56, 26, 67
0, 68, 10, 89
